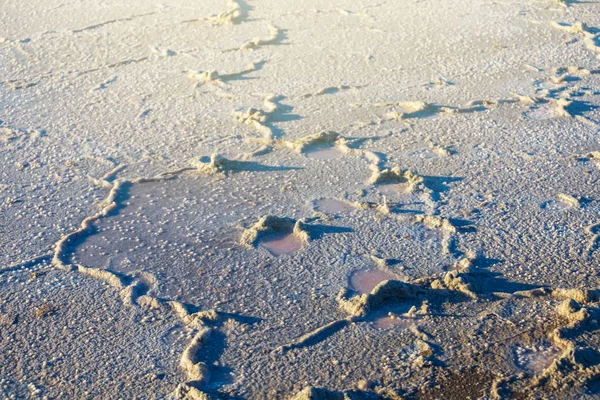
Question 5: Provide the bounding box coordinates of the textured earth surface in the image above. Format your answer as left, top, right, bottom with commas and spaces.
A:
1, 0, 600, 399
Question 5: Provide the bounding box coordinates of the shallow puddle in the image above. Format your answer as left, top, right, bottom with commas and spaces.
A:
377, 183, 410, 196
305, 146, 343, 160
515, 344, 562, 373
350, 269, 398, 294
315, 198, 354, 214
373, 315, 412, 329
259, 232, 303, 256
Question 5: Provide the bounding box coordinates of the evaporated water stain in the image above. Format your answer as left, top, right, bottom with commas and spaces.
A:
305, 146, 343, 160
525, 103, 558, 120
259, 232, 303, 256
405, 149, 438, 159
314, 198, 355, 214
349, 269, 398, 295
539, 199, 575, 212
208, 366, 237, 388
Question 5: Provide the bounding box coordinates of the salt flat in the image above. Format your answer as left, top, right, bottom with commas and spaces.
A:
1, 0, 600, 398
